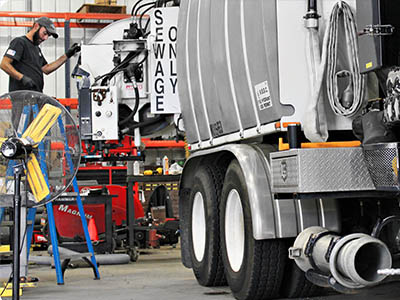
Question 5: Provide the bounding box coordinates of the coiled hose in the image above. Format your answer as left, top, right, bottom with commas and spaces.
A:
325, 1, 364, 117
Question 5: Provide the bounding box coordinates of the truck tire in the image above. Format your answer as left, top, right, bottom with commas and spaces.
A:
280, 260, 322, 298
220, 160, 286, 300
188, 164, 226, 286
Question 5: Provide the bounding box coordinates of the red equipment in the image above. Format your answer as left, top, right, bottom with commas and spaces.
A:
52, 185, 144, 239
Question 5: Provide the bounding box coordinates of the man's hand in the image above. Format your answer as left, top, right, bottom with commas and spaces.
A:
66, 43, 81, 58
20, 75, 35, 88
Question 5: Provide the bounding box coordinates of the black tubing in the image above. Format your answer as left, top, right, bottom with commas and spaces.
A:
308, 0, 317, 11
119, 86, 140, 127
287, 124, 301, 149
121, 115, 165, 134
131, 0, 143, 16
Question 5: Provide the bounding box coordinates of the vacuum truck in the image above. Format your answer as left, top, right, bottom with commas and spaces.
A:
71, 0, 400, 298
176, 0, 400, 299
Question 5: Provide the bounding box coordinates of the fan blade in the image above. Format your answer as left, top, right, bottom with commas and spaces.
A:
22, 104, 62, 144
26, 153, 50, 202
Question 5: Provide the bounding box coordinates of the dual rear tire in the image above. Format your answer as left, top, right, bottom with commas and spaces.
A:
188, 164, 226, 286
188, 159, 321, 299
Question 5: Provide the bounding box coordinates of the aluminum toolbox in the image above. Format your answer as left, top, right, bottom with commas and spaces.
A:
270, 147, 375, 194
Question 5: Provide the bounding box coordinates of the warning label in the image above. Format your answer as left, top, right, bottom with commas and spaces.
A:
254, 81, 272, 111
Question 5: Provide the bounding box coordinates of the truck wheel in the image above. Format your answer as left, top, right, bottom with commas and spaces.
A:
188, 164, 226, 286
220, 160, 286, 300
280, 260, 322, 298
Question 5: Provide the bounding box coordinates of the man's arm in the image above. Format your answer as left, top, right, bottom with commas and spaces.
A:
0, 56, 23, 80
42, 43, 81, 75
41, 54, 67, 75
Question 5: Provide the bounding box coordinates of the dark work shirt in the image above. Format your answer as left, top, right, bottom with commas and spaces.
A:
4, 36, 48, 92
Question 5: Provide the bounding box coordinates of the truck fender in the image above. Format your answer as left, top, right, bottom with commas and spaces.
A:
180, 144, 277, 242
179, 144, 340, 268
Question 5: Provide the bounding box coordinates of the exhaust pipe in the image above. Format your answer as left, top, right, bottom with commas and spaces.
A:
289, 226, 392, 289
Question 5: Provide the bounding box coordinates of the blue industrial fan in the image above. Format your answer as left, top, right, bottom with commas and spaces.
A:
0, 91, 83, 299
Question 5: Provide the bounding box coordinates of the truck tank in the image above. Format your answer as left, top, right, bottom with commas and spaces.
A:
177, 0, 357, 150
177, 1, 400, 300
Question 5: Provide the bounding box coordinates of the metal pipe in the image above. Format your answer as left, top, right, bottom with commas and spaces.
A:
64, 19, 71, 99
289, 226, 392, 289
0, 11, 129, 20
12, 164, 24, 300
0, 21, 114, 29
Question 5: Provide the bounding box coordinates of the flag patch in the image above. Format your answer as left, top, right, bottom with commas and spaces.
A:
6, 49, 16, 56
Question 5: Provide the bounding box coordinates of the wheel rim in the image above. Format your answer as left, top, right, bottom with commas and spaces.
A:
225, 189, 245, 272
192, 191, 206, 262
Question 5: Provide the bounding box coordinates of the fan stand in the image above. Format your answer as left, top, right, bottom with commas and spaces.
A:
11, 163, 24, 300
1, 98, 100, 295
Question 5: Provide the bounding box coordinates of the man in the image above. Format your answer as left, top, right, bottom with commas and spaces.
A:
0, 16, 81, 93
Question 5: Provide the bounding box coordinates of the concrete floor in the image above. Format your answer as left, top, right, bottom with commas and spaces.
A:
6, 246, 400, 300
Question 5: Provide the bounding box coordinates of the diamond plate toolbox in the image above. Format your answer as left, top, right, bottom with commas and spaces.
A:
270, 147, 375, 193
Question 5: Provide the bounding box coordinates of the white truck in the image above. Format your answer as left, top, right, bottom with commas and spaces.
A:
177, 0, 400, 299
72, 1, 400, 298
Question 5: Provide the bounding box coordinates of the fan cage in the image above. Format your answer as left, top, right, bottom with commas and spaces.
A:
0, 91, 81, 207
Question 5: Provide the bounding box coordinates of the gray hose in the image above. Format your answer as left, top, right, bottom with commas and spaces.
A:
30, 253, 130, 266
325, 1, 364, 117
30, 246, 130, 266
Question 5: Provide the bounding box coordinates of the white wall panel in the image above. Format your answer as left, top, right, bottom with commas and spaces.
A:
70, 0, 85, 13
55, 1, 71, 12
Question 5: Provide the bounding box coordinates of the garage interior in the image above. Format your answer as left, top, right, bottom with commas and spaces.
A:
0, 1, 400, 300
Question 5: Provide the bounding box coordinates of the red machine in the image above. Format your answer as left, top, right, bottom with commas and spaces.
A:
52, 185, 145, 239
39, 126, 182, 256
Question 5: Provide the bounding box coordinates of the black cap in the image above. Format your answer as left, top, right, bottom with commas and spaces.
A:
35, 17, 58, 39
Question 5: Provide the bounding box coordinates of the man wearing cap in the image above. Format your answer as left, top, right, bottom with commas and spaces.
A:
0, 16, 81, 93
